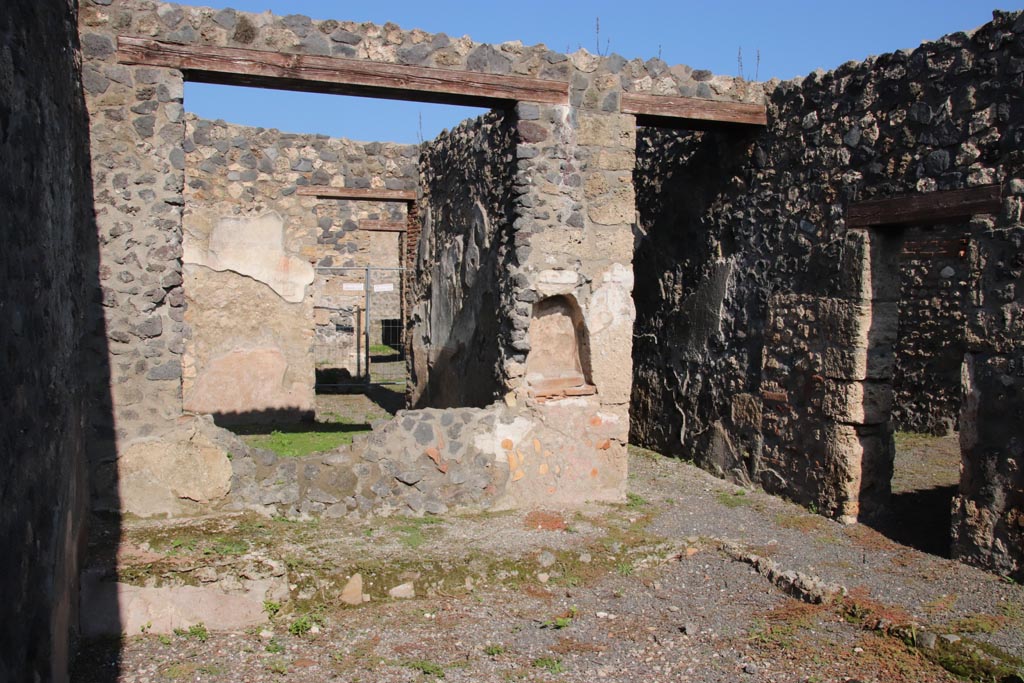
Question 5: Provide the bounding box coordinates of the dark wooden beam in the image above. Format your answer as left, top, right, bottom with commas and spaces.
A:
117, 36, 568, 107
297, 186, 417, 202
621, 92, 767, 129
846, 185, 1002, 228
358, 220, 407, 232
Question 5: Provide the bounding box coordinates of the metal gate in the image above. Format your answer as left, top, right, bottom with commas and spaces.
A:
313, 266, 406, 392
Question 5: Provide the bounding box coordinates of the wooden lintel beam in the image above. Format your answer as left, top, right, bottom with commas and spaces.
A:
358, 220, 407, 232
846, 185, 1002, 228
117, 36, 568, 107
621, 92, 767, 128
297, 186, 417, 202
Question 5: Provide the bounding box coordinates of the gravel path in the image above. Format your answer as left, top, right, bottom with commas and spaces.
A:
73, 450, 1024, 683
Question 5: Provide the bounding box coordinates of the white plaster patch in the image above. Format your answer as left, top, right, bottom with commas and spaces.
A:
183, 211, 314, 303
587, 278, 636, 335
475, 416, 535, 463
601, 262, 635, 287
535, 269, 580, 297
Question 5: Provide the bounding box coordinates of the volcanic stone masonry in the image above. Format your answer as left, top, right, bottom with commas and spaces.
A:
2, 1, 98, 681
6, 0, 1024, 677
181, 116, 418, 422
70, 0, 1024, 580
631, 11, 1024, 579
77, 0, 760, 521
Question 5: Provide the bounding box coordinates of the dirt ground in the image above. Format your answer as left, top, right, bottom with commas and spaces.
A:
73, 441, 1023, 683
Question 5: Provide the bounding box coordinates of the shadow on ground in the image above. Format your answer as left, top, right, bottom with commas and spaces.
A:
864, 484, 956, 557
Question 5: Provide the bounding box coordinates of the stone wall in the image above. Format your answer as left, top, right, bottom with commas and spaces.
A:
411, 111, 517, 408
181, 116, 417, 420
891, 227, 969, 434
79, 0, 757, 447
1, 0, 98, 680
78, 0, 763, 516
631, 11, 1024, 578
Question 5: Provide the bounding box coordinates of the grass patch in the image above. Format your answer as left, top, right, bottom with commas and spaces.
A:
172, 623, 208, 642
716, 490, 753, 508
240, 426, 368, 457
541, 606, 577, 630
483, 644, 506, 657
893, 430, 951, 451
207, 536, 248, 556
160, 662, 225, 679
625, 492, 649, 509
532, 656, 564, 674
945, 614, 1009, 634
929, 637, 1024, 682
999, 599, 1024, 623
288, 611, 325, 637
748, 599, 824, 650
401, 659, 445, 678
369, 343, 400, 355
266, 659, 288, 675
391, 516, 445, 550
774, 512, 827, 532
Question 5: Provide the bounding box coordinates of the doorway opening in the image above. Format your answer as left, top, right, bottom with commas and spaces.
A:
863, 224, 968, 556
178, 84, 489, 451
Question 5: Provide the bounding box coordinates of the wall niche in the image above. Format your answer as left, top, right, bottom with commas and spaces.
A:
525, 295, 596, 400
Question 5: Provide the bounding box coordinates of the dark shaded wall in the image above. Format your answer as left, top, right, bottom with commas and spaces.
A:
1, 0, 99, 680
632, 11, 1024, 577
410, 111, 518, 408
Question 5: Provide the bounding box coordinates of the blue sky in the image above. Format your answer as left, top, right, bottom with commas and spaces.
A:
184, 1, 1023, 143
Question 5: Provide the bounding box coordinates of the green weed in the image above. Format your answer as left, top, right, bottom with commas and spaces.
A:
541, 606, 577, 630
172, 623, 208, 642
401, 659, 445, 677
267, 659, 288, 675
532, 657, 564, 674
625, 492, 649, 508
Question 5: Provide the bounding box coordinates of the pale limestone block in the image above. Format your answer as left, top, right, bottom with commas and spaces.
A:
588, 184, 635, 226
80, 574, 284, 636
535, 269, 579, 297
586, 264, 635, 405
117, 426, 233, 517
576, 111, 635, 147
823, 380, 893, 425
